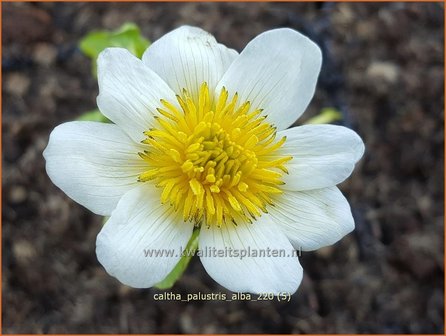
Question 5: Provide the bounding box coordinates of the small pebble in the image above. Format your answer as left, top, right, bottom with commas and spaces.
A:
5, 73, 30, 97
13, 240, 36, 264
367, 61, 399, 83
9, 186, 27, 204
33, 43, 57, 67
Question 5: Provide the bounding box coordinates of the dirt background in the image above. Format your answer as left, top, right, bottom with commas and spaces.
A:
2, 2, 444, 334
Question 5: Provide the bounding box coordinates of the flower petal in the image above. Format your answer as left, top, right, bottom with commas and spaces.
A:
215, 28, 322, 130
199, 218, 303, 295
96, 183, 194, 288
142, 26, 238, 101
43, 121, 147, 216
280, 124, 365, 191
97, 48, 178, 142
270, 187, 354, 251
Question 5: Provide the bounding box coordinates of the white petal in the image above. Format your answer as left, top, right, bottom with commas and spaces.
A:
97, 48, 178, 142
270, 187, 354, 251
215, 28, 322, 130
142, 26, 238, 101
280, 124, 365, 191
96, 183, 194, 288
43, 121, 147, 216
199, 218, 303, 295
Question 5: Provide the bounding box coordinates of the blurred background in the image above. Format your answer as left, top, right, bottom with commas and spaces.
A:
2, 2, 444, 333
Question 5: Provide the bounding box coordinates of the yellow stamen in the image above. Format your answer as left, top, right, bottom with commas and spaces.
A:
138, 83, 291, 227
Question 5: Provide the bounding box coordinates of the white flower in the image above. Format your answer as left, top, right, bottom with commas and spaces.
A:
43, 26, 364, 294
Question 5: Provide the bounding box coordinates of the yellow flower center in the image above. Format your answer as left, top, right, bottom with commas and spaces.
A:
138, 83, 292, 227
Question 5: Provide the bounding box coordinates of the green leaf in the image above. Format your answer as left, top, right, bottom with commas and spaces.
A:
305, 107, 343, 125
79, 23, 150, 76
155, 228, 200, 289
77, 109, 110, 123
